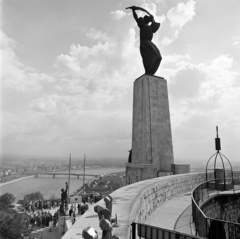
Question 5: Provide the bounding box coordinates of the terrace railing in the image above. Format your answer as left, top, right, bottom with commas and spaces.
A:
192, 177, 240, 239
131, 222, 202, 239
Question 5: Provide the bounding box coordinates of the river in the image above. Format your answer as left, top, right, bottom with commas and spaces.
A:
0, 167, 125, 201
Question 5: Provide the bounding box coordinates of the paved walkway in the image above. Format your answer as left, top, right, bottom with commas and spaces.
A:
35, 227, 60, 239
174, 204, 193, 234
144, 192, 193, 235
145, 188, 240, 236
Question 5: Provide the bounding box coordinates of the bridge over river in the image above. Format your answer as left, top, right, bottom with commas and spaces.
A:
25, 172, 100, 179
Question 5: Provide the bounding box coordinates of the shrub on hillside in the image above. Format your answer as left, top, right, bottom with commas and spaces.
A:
18, 191, 44, 205
0, 193, 15, 210
0, 211, 31, 239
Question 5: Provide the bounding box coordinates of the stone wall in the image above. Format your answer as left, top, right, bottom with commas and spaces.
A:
202, 193, 240, 223
201, 191, 240, 239
58, 216, 70, 236
61, 171, 240, 239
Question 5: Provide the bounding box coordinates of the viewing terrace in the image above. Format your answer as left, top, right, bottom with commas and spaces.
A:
61, 171, 240, 239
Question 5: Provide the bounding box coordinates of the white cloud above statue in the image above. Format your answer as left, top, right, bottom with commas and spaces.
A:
1, 0, 240, 163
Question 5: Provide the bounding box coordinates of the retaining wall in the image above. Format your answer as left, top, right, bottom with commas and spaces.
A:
202, 193, 240, 223
62, 171, 240, 239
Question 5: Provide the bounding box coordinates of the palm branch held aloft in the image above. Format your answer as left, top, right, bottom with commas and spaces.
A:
126, 6, 152, 16
126, 6, 162, 75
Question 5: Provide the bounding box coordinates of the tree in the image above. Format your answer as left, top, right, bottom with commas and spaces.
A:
0, 211, 31, 239
17, 191, 44, 206
0, 193, 15, 210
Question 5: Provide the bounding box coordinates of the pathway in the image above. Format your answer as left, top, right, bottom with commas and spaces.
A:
144, 192, 193, 234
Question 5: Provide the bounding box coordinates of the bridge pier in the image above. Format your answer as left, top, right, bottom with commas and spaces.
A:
53, 174, 55, 178
35, 174, 38, 178
77, 175, 79, 179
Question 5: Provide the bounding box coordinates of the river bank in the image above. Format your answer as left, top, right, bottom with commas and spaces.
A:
0, 175, 34, 186
0, 167, 125, 201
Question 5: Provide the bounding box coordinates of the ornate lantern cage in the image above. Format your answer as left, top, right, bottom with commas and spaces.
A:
205, 126, 234, 191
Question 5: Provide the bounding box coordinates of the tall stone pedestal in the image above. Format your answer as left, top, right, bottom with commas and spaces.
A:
126, 163, 158, 185
126, 74, 174, 184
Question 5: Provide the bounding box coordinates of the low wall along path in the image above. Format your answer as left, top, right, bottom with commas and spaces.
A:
62, 171, 240, 239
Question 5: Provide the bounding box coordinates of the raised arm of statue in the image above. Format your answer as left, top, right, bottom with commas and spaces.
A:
126, 6, 139, 23
126, 6, 157, 27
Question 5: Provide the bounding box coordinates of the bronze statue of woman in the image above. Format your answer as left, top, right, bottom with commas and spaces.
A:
126, 6, 162, 75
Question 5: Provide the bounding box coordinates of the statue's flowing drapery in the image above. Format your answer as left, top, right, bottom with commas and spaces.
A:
138, 20, 162, 75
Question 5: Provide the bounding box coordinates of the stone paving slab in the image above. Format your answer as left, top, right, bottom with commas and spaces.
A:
144, 192, 192, 231
174, 205, 192, 235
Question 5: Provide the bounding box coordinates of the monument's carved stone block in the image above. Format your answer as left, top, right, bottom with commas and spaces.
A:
126, 74, 174, 184
173, 164, 190, 174
125, 163, 157, 185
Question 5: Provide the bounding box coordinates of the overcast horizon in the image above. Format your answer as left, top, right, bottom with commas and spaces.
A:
1, 0, 240, 162
3, 153, 240, 169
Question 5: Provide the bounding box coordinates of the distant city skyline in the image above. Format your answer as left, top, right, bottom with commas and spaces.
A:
1, 0, 240, 162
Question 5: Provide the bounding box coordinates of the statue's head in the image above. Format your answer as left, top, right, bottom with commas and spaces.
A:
61, 188, 64, 192
144, 15, 151, 24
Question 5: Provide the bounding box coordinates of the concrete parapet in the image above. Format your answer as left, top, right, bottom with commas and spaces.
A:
201, 191, 240, 238
61, 171, 240, 239
201, 192, 240, 222
58, 216, 69, 236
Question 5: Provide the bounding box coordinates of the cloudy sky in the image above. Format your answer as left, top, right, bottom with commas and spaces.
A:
1, 0, 240, 163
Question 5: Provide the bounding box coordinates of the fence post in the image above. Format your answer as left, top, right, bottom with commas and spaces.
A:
131, 222, 136, 239
205, 218, 207, 238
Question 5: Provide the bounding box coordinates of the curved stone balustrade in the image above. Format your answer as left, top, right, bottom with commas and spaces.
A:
62, 171, 240, 239
202, 192, 240, 222
197, 189, 240, 238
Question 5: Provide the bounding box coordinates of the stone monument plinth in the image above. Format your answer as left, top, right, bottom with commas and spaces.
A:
126, 163, 158, 185
126, 74, 174, 184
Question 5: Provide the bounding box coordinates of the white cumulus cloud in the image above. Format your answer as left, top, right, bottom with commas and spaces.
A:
161, 0, 196, 46
233, 36, 240, 46
86, 28, 109, 42
0, 30, 56, 92
167, 0, 196, 28
110, 10, 126, 20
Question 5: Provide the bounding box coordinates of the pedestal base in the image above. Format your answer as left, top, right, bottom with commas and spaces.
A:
158, 172, 173, 177
126, 163, 157, 185
173, 164, 190, 174
132, 75, 174, 172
